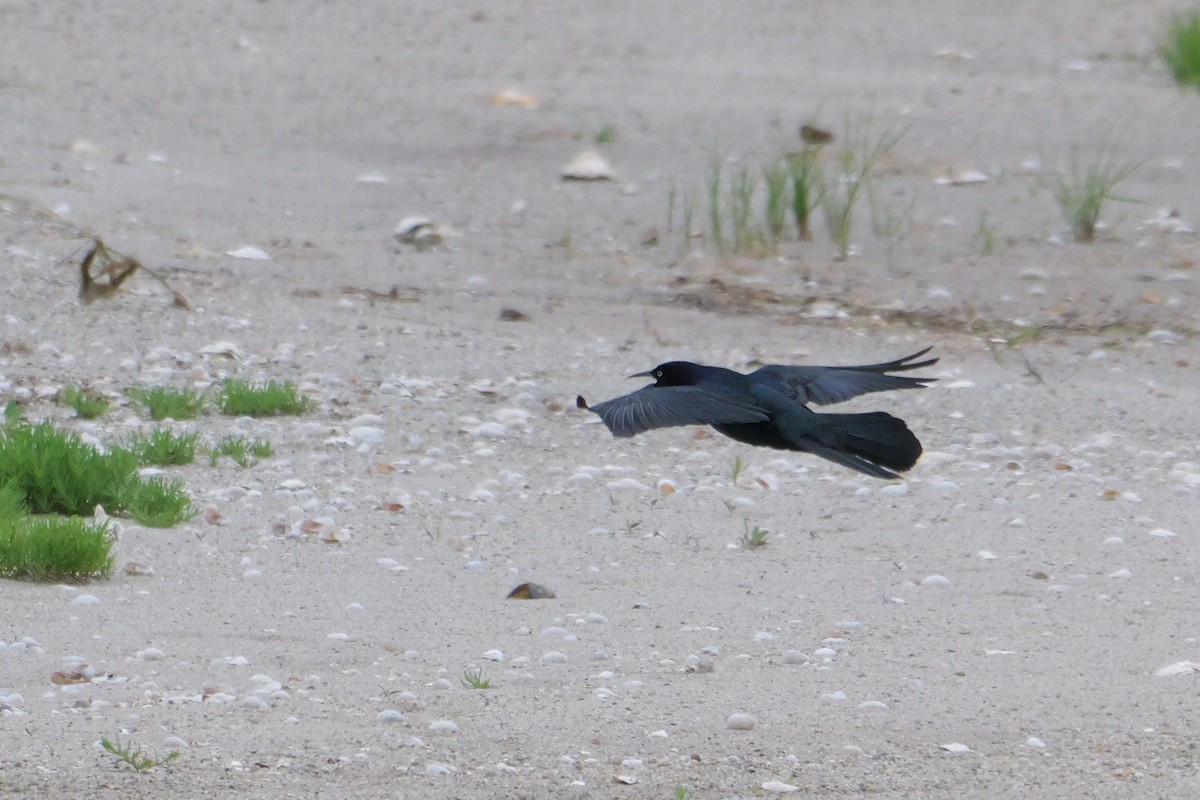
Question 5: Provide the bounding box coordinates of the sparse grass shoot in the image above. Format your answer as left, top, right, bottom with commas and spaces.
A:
208, 435, 274, 468
596, 123, 618, 144
128, 386, 206, 420
819, 118, 905, 260
218, 379, 314, 417
788, 146, 825, 241
61, 386, 109, 419
740, 522, 770, 550
461, 667, 494, 689
1162, 11, 1200, 90
730, 456, 746, 484
100, 736, 181, 773
1052, 142, 1144, 242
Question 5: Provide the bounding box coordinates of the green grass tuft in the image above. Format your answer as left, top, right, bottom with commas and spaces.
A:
218, 380, 314, 417
128, 386, 206, 420
61, 386, 110, 419
1162, 11, 1200, 90
208, 435, 274, 468
0, 484, 115, 581
124, 428, 200, 466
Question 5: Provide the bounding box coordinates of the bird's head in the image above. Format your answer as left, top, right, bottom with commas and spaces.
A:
630, 361, 704, 387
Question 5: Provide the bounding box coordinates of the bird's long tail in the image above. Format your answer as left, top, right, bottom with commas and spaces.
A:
808, 411, 923, 480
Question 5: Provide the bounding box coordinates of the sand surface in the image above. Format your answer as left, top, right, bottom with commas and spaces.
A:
3, 2, 1200, 797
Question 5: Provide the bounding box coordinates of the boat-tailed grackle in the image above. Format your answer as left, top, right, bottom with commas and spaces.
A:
577, 347, 937, 479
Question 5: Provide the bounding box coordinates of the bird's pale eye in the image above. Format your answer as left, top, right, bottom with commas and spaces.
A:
654, 370, 663, 378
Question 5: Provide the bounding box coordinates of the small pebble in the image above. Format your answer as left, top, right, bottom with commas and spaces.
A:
378, 710, 405, 724
542, 651, 568, 665
429, 720, 459, 734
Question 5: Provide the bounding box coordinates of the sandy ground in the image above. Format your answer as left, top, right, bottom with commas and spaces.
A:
3, 1, 1200, 797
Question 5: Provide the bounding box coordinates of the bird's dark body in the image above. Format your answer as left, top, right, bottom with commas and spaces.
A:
578, 348, 936, 479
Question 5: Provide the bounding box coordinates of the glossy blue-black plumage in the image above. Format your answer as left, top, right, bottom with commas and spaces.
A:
579, 348, 936, 479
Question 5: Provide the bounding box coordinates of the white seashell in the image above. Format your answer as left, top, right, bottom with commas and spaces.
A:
726, 712, 757, 730
1156, 661, 1199, 677
355, 172, 389, 184
225, 246, 270, 260
1149, 528, 1178, 538
200, 341, 245, 359
1146, 330, 1181, 345
71, 595, 100, 606
941, 742, 971, 753
614, 775, 639, 785
482, 649, 505, 661
858, 700, 888, 710
921, 575, 951, 587
561, 150, 614, 181
1141, 207, 1195, 235
935, 169, 988, 186
762, 780, 800, 793
1026, 736, 1046, 747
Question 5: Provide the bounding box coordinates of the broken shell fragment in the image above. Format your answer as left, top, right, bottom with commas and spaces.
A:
561, 150, 613, 181
490, 88, 539, 109
394, 216, 455, 250
507, 582, 556, 599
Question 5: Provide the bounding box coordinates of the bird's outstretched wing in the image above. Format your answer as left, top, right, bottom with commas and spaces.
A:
749, 347, 938, 406
580, 386, 769, 438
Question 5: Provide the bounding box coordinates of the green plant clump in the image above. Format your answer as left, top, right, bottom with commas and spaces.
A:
125, 428, 200, 466
1162, 12, 1200, 91
0, 419, 193, 527
61, 386, 110, 419
218, 379, 314, 417
0, 485, 114, 581
128, 386, 207, 420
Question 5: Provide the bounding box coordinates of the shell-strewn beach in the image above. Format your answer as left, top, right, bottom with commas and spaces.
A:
3, 2, 1199, 797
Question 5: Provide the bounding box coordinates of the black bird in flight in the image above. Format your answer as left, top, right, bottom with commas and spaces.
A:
577, 347, 937, 480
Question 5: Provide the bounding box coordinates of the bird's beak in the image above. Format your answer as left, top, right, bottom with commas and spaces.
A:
628, 370, 653, 379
